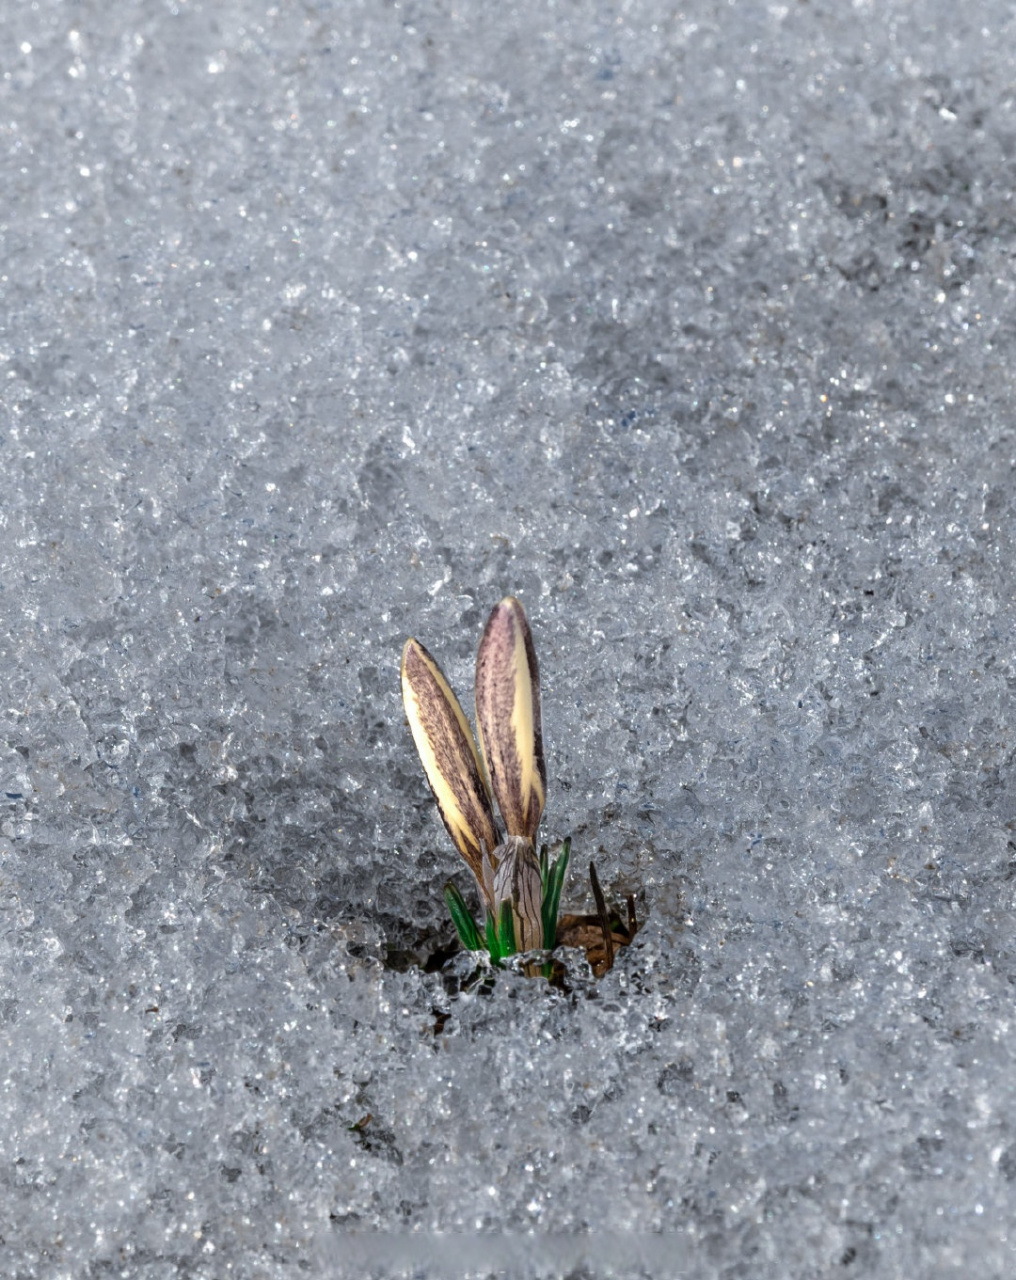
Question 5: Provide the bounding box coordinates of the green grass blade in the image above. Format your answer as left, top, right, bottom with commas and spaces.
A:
588, 859, 614, 971
541, 837, 571, 948
485, 912, 500, 961
497, 900, 517, 958
444, 883, 483, 951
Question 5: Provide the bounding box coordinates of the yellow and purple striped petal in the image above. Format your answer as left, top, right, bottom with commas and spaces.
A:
474, 597, 546, 842
401, 637, 499, 894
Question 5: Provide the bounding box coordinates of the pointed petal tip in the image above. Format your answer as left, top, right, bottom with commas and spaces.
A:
400, 637, 426, 702
400, 636, 421, 678
495, 596, 526, 622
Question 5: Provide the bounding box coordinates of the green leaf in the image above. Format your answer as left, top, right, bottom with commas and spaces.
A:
541, 837, 571, 949
588, 859, 614, 972
497, 899, 517, 958
485, 911, 500, 961
444, 883, 483, 951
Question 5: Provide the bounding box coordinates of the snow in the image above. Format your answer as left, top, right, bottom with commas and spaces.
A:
2, 1, 1016, 1275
